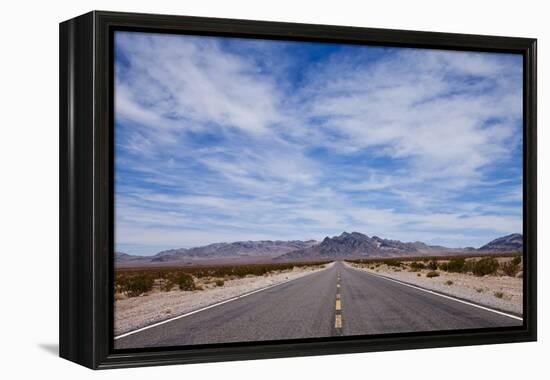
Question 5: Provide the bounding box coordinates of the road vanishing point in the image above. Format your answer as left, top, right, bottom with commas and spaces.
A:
114, 261, 522, 349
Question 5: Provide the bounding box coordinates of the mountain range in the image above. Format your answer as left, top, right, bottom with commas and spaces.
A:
115, 232, 523, 266
149, 240, 318, 262
276, 232, 452, 261
478, 233, 523, 252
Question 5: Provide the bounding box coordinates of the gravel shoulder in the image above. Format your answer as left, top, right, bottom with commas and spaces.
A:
346, 262, 523, 316
115, 263, 332, 335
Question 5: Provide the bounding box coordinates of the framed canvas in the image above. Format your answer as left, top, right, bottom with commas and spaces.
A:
59, 11, 537, 369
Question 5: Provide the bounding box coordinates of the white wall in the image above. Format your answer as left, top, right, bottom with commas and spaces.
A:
0, 0, 546, 378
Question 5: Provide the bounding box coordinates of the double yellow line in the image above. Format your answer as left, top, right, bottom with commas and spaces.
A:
335, 273, 342, 332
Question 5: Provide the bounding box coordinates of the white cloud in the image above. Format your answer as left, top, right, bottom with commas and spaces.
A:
115, 32, 282, 136
300, 49, 522, 184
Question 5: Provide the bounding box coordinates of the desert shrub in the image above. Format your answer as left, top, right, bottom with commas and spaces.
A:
427, 260, 438, 270
445, 280, 453, 286
123, 275, 154, 297
463, 260, 475, 273
160, 279, 175, 292
473, 257, 499, 276
410, 262, 426, 271
438, 262, 449, 271
501, 261, 520, 277
177, 273, 196, 291
383, 259, 402, 267
494, 291, 504, 299
447, 257, 466, 273
215, 279, 225, 287
426, 271, 440, 278
512, 256, 522, 266
417, 273, 421, 277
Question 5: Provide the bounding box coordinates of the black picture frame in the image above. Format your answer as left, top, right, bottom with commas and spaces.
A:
59, 10, 537, 369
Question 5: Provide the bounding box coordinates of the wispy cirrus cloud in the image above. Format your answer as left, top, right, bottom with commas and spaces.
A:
114, 32, 523, 255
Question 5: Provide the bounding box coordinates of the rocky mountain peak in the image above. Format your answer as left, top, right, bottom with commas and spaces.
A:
478, 233, 523, 252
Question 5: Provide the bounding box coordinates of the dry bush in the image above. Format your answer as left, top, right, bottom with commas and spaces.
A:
409, 262, 426, 271
501, 260, 520, 277
473, 257, 499, 276
121, 274, 154, 297
447, 258, 466, 273
383, 259, 402, 267
177, 273, 196, 291
427, 260, 438, 270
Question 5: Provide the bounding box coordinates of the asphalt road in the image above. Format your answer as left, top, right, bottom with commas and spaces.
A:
115, 262, 521, 349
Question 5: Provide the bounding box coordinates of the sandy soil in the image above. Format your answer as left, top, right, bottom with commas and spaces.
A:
347, 262, 522, 315
115, 264, 330, 335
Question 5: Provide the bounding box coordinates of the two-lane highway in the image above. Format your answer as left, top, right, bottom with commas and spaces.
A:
115, 262, 522, 349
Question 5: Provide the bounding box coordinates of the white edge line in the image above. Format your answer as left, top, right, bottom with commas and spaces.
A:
114, 264, 332, 340
346, 264, 523, 322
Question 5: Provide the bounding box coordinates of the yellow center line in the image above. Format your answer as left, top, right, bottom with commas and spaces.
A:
335, 273, 343, 332
335, 314, 342, 328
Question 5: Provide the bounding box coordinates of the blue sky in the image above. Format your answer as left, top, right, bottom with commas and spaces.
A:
114, 31, 523, 255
